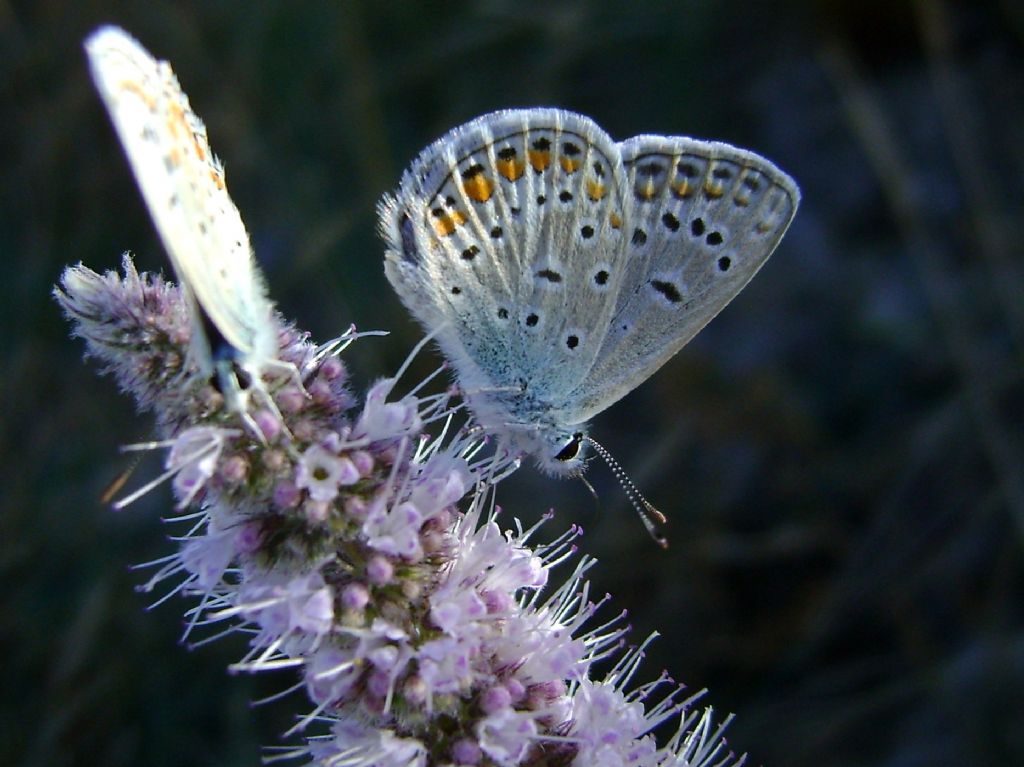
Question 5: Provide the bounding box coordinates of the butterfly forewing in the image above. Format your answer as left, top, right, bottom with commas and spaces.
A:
384, 109, 631, 408
565, 135, 800, 422
86, 27, 273, 364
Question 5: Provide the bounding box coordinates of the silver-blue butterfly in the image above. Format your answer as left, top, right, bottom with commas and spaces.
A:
380, 109, 799, 477
86, 26, 285, 433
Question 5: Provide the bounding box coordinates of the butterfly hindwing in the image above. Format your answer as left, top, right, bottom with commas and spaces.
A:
565, 135, 800, 422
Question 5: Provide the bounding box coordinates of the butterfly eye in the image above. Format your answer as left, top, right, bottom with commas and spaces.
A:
554, 433, 584, 462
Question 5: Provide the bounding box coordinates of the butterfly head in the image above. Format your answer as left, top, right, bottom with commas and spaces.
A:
531, 427, 588, 477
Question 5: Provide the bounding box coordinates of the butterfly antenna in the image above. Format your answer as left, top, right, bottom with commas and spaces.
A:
584, 436, 668, 549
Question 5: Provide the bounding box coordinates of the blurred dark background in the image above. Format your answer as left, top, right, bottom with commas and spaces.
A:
3, 1, 1023, 765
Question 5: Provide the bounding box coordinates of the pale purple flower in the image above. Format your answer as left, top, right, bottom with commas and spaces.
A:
234, 521, 263, 554
429, 581, 487, 635
167, 426, 233, 507
451, 737, 482, 765
277, 386, 307, 414
181, 526, 236, 588
341, 582, 370, 611
405, 453, 471, 518
351, 449, 375, 476
273, 478, 301, 508
354, 378, 423, 442
319, 356, 344, 381
445, 517, 549, 598
296, 443, 359, 502
239, 572, 334, 639
480, 683, 513, 714
253, 409, 282, 442
567, 680, 655, 766
366, 554, 394, 585
301, 618, 415, 715
362, 499, 426, 560
308, 719, 426, 767
490, 611, 590, 685
306, 645, 361, 706
417, 635, 474, 698
476, 708, 539, 766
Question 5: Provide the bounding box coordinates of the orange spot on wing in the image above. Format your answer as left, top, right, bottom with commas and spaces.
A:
703, 181, 725, 199
463, 174, 494, 203
192, 134, 208, 162
671, 180, 693, 199
609, 212, 622, 229
496, 158, 525, 182
119, 80, 158, 110
586, 179, 606, 201
637, 179, 657, 200
528, 149, 551, 172
433, 210, 467, 236
167, 102, 186, 133
559, 156, 581, 174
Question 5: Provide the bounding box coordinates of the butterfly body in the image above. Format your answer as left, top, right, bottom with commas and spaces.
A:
381, 109, 799, 474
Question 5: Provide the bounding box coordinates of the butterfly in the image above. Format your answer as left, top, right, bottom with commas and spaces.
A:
86, 26, 289, 433
380, 109, 799, 480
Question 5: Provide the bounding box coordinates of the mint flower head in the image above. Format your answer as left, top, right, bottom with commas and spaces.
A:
55, 256, 745, 766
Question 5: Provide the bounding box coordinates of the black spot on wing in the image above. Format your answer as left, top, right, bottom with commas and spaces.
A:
651, 280, 683, 303
399, 214, 418, 263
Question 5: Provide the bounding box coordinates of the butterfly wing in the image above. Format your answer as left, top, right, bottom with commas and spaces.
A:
86, 26, 275, 370
381, 109, 631, 422
563, 135, 800, 422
